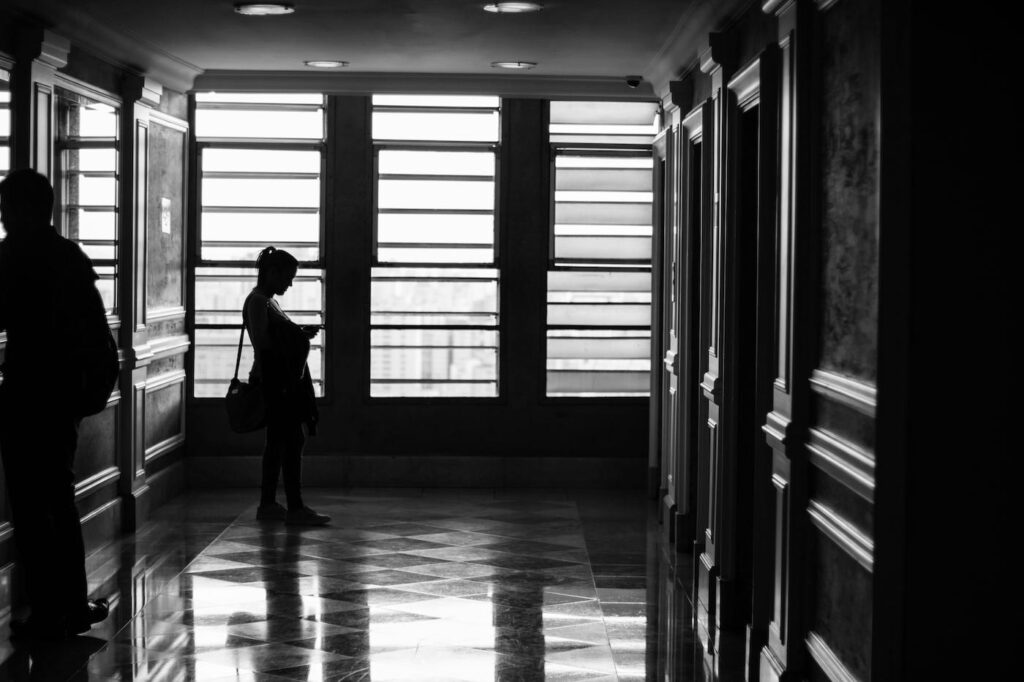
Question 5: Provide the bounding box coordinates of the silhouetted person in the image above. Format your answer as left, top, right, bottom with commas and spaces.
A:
247, 246, 328, 525
0, 169, 110, 638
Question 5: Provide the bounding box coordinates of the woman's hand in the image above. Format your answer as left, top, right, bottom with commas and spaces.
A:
301, 324, 321, 339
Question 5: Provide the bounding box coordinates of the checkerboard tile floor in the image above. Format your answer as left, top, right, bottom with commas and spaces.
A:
85, 493, 622, 681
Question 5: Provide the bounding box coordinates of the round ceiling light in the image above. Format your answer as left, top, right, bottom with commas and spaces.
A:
234, 3, 295, 16
483, 2, 543, 12
304, 60, 349, 68
491, 61, 538, 70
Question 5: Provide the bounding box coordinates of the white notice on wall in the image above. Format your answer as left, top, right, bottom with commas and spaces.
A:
160, 197, 172, 234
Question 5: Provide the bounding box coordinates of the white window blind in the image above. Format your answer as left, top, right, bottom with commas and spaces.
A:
370, 95, 500, 397
547, 101, 657, 397
193, 93, 326, 398
56, 87, 120, 314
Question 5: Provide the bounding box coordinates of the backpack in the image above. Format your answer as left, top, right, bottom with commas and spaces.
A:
74, 324, 120, 417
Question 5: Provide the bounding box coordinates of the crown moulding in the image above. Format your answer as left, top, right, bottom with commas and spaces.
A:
193, 71, 659, 100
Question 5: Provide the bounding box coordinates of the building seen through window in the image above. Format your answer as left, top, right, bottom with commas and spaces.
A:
546, 101, 657, 397
192, 93, 326, 397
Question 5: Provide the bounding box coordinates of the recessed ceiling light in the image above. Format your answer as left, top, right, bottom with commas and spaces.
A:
491, 61, 537, 70
304, 60, 349, 68
483, 2, 543, 13
234, 3, 295, 16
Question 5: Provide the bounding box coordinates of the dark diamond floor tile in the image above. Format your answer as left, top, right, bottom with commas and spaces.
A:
469, 554, 580, 571
350, 537, 448, 552
401, 579, 492, 598
360, 522, 453, 536
321, 587, 439, 607
264, 657, 369, 681
333, 552, 446, 569
191, 566, 299, 584
228, 615, 359, 643
354, 569, 445, 587
407, 531, 500, 546
594, 575, 647, 589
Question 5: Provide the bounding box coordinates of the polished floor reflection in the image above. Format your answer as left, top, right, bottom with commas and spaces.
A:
1, 489, 722, 681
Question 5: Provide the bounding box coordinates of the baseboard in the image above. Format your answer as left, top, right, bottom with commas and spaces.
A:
147, 459, 186, 512
187, 455, 647, 488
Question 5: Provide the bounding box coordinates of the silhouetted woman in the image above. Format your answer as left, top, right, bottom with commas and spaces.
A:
246, 246, 329, 525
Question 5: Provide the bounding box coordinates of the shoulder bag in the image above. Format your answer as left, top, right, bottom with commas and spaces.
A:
225, 310, 266, 432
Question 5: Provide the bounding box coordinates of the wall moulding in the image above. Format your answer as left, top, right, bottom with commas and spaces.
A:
809, 369, 877, 417
145, 434, 185, 466
807, 427, 875, 501
727, 58, 761, 110
145, 368, 186, 393
805, 631, 858, 682
807, 499, 873, 572
193, 71, 658, 101
147, 334, 190, 362
73, 465, 120, 502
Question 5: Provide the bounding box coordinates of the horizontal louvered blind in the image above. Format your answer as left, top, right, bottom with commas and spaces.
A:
193, 93, 326, 397
547, 101, 657, 397
0, 70, 10, 241
370, 96, 500, 397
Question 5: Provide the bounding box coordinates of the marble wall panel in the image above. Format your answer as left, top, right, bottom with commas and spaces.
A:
146, 120, 185, 313
818, 0, 881, 382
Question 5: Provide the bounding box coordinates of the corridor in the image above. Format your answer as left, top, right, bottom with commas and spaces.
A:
0, 489, 715, 681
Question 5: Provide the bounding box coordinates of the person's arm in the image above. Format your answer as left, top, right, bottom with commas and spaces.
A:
244, 294, 272, 351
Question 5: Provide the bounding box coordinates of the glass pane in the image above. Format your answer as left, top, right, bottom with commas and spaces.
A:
371, 278, 497, 315
555, 202, 651, 225
70, 149, 118, 172
203, 148, 320, 173
371, 382, 497, 398
378, 150, 494, 176
550, 101, 659, 126
67, 174, 118, 207
372, 95, 499, 108
196, 109, 323, 139
73, 210, 117, 241
546, 370, 650, 396
0, 109, 9, 137
547, 304, 650, 327
378, 179, 493, 211
371, 347, 497, 381
378, 248, 493, 264
202, 212, 320, 243
378, 214, 493, 245
555, 236, 651, 260
196, 93, 323, 105
548, 270, 651, 292
202, 177, 320, 208
372, 111, 499, 142
556, 168, 652, 192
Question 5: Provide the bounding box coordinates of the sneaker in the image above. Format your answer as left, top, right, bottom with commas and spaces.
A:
67, 598, 110, 635
285, 506, 331, 526
256, 502, 287, 521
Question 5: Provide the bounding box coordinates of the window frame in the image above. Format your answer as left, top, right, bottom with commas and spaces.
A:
52, 75, 123, 328
368, 98, 503, 402
544, 108, 656, 403
190, 95, 330, 401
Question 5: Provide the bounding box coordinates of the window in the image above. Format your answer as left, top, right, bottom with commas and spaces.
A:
546, 101, 658, 397
0, 67, 8, 239
0, 68, 10, 183
370, 95, 500, 397
55, 86, 120, 314
193, 93, 326, 398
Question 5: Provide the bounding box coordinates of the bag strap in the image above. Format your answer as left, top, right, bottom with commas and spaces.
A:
233, 298, 250, 381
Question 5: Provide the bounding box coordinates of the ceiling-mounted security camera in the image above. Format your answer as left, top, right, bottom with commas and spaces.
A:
626, 75, 642, 88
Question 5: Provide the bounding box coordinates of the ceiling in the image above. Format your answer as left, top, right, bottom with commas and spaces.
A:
4, 0, 742, 96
